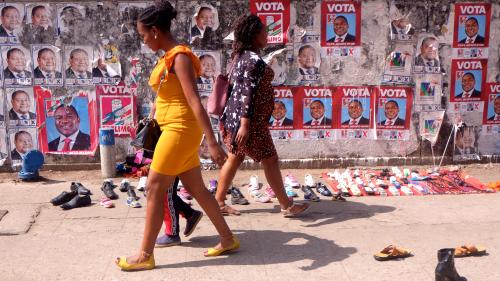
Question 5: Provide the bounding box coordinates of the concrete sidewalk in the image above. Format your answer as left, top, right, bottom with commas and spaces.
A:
0, 164, 499, 281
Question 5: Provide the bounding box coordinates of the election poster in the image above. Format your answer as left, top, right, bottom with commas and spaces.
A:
93, 42, 122, 85
31, 45, 63, 86
0, 89, 5, 128
8, 127, 37, 166
0, 128, 6, 166
97, 83, 137, 137
63, 45, 94, 86
321, 1, 360, 47
35, 87, 98, 155
449, 59, 487, 103
375, 86, 413, 141
389, 15, 415, 42
0, 3, 25, 44
250, 0, 290, 44
1, 45, 33, 87
414, 74, 442, 111
483, 83, 500, 125
419, 110, 445, 145
5, 88, 37, 128
295, 42, 322, 85
413, 35, 441, 74
193, 50, 221, 98
381, 44, 414, 84
24, 3, 58, 42
453, 124, 480, 161
269, 87, 296, 140
189, 4, 219, 45
336, 86, 374, 140
294, 86, 334, 140
453, 3, 491, 49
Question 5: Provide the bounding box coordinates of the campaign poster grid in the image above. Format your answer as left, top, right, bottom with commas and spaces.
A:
5, 87, 37, 127
1, 45, 33, 87
31, 44, 63, 86
250, 0, 290, 44
375, 86, 413, 141
0, 3, 25, 44
8, 127, 38, 166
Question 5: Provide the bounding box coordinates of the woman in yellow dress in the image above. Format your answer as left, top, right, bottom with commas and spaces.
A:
116, 0, 238, 271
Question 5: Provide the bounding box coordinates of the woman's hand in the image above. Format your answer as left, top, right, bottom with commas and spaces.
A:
208, 143, 227, 167
235, 118, 250, 147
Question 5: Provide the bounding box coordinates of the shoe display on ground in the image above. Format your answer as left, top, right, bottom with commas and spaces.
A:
284, 175, 300, 188
155, 234, 181, 248
127, 186, 139, 200
184, 210, 203, 237
119, 179, 130, 192
316, 182, 332, 196
126, 197, 142, 208
264, 185, 276, 198
304, 174, 315, 187
60, 194, 91, 210
50, 190, 77, 206
250, 190, 271, 203
301, 185, 320, 202
137, 176, 147, 191
230, 186, 249, 205
70, 182, 92, 196
102, 180, 118, 200
285, 184, 298, 197
248, 175, 260, 191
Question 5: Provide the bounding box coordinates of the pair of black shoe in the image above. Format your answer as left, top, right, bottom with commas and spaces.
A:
50, 182, 92, 210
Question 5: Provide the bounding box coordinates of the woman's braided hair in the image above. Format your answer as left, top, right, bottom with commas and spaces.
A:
232, 13, 264, 57
138, 0, 177, 33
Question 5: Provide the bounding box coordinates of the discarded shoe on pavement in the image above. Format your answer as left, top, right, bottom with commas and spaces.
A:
60, 194, 91, 210
51, 190, 77, 206
435, 248, 467, 281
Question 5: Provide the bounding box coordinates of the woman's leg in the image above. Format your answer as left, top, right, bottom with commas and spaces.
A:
215, 153, 244, 206
179, 167, 234, 248
261, 154, 291, 210
163, 177, 180, 236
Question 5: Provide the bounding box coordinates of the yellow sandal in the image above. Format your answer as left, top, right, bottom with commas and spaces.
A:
115, 252, 155, 271
204, 237, 240, 257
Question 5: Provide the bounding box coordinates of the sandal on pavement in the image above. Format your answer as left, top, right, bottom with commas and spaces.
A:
220, 204, 241, 216
282, 202, 310, 218
115, 252, 155, 271
374, 245, 412, 261
100, 197, 115, 208
204, 237, 240, 257
454, 244, 487, 258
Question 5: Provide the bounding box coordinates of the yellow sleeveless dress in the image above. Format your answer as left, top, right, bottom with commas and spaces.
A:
149, 46, 203, 175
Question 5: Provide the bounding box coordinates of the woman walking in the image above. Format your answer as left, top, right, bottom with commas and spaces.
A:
215, 14, 309, 217
116, 0, 238, 271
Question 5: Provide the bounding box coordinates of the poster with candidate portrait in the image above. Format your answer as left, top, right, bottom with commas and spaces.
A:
483, 83, 500, 125
295, 42, 321, 85
0, 89, 5, 128
0, 128, 7, 166
321, 1, 360, 47
1, 45, 33, 87
8, 127, 37, 166
450, 59, 486, 103
31, 45, 63, 86
336, 86, 374, 140
374, 86, 412, 141
25, 3, 58, 40
381, 44, 414, 84
0, 3, 25, 44
453, 124, 480, 161
35, 86, 98, 155
419, 110, 445, 146
63, 45, 93, 86
189, 4, 219, 45
453, 3, 491, 49
294, 87, 335, 140
250, 0, 290, 44
193, 50, 221, 97
269, 87, 297, 140
5, 87, 36, 127
413, 35, 441, 74
93, 43, 122, 85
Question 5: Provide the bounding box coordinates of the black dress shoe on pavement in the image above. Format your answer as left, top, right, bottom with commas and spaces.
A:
230, 187, 249, 205
127, 186, 139, 200
184, 210, 203, 237
301, 185, 320, 202
70, 182, 92, 196
102, 180, 118, 200
50, 191, 78, 206
60, 194, 91, 210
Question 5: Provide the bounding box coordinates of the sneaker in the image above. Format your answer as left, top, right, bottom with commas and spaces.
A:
100, 197, 115, 208
126, 197, 142, 208
179, 187, 192, 200
208, 179, 217, 194
250, 190, 271, 203
285, 184, 298, 197
264, 185, 276, 198
316, 183, 333, 197
304, 174, 315, 187
230, 186, 249, 205
184, 210, 203, 237
70, 182, 92, 196
50, 190, 77, 206
102, 180, 118, 200
284, 175, 300, 188
301, 185, 320, 202
137, 176, 147, 191
127, 186, 139, 200
119, 179, 130, 192
249, 175, 259, 191
155, 234, 181, 248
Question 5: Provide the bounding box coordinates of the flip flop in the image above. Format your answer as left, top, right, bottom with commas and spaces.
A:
220, 204, 241, 216
454, 244, 487, 257
100, 197, 115, 208
374, 245, 412, 261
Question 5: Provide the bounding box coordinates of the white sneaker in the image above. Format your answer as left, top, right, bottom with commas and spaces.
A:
284, 175, 300, 188
304, 174, 315, 187
138, 176, 147, 191
249, 175, 259, 191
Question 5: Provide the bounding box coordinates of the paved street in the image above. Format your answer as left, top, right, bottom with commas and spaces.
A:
0, 164, 499, 281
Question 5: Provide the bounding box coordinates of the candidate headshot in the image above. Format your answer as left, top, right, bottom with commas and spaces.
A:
456, 72, 481, 98
488, 96, 500, 121
298, 45, 319, 75
11, 130, 34, 160
455, 126, 476, 155
191, 6, 216, 39
342, 99, 369, 125
0, 6, 21, 37
304, 100, 331, 126
3, 48, 32, 79
270, 100, 293, 127
197, 54, 216, 84
9, 90, 36, 120
391, 17, 415, 35
327, 15, 356, 43
378, 100, 405, 126
34, 48, 62, 79
459, 17, 484, 44
48, 104, 90, 151
65, 48, 91, 79
31, 5, 51, 29
415, 37, 439, 67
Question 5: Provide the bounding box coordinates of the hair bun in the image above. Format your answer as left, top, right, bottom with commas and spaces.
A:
154, 0, 177, 19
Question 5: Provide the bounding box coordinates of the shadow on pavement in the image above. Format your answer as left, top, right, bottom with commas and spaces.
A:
38, 176, 66, 185
160, 229, 357, 271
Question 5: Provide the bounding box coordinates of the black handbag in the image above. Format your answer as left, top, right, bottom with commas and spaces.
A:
130, 118, 162, 152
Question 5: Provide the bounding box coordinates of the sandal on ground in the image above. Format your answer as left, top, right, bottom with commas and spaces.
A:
282, 202, 310, 218
454, 244, 487, 257
100, 197, 115, 208
115, 252, 155, 271
374, 245, 412, 261
204, 237, 240, 257
220, 204, 241, 216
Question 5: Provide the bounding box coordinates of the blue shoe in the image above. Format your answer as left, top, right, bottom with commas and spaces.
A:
285, 184, 297, 198
155, 234, 181, 248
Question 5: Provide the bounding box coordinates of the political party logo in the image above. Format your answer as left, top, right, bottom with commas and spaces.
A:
389, 52, 406, 71
420, 82, 435, 97
424, 119, 436, 134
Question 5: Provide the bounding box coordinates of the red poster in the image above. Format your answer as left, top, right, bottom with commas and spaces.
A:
35, 87, 98, 155
483, 83, 500, 125
453, 3, 491, 48
294, 86, 335, 130
374, 86, 413, 140
321, 0, 361, 47
96, 82, 137, 137
250, 0, 290, 44
335, 86, 373, 128
449, 59, 487, 102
